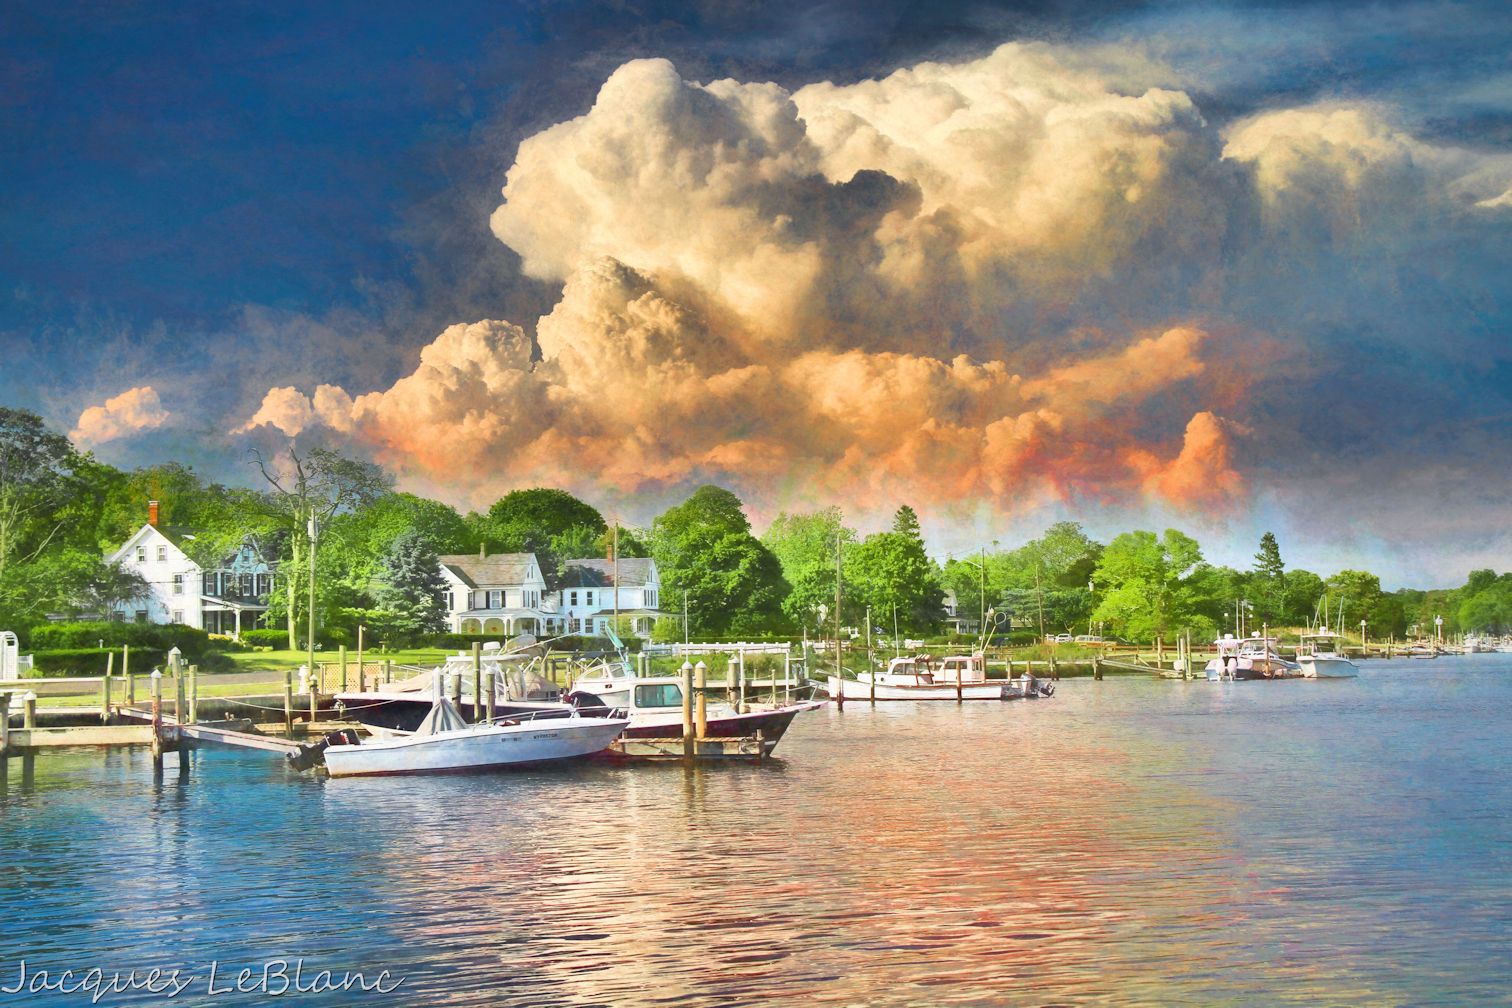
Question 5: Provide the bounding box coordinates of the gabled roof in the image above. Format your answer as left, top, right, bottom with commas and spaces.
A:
438, 553, 540, 589
110, 524, 275, 568
558, 557, 657, 588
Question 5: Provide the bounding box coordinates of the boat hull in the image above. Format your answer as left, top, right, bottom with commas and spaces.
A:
1297, 655, 1359, 678
616, 702, 821, 740
334, 693, 572, 734
323, 718, 628, 778
825, 676, 1014, 700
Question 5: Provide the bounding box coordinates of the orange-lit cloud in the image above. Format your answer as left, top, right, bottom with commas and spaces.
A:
71, 386, 171, 446
239, 45, 1409, 521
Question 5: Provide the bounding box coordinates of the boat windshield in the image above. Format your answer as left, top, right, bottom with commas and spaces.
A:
634, 683, 683, 708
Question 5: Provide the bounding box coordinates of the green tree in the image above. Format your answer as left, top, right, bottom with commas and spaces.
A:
762, 508, 857, 627
1091, 529, 1215, 643
483, 488, 605, 553
249, 442, 391, 649
1251, 532, 1287, 622
843, 505, 945, 633
370, 529, 448, 644
651, 486, 788, 636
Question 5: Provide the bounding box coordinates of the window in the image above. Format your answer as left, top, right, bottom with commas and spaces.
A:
171, 610, 183, 624
488, 590, 503, 609
585, 590, 594, 607
136, 547, 145, 563
635, 683, 683, 708
172, 574, 183, 595
256, 573, 269, 596
156, 546, 166, 561
569, 591, 578, 606
134, 610, 148, 623
203, 573, 217, 595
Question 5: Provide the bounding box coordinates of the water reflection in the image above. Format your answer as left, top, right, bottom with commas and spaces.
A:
3, 657, 1512, 1005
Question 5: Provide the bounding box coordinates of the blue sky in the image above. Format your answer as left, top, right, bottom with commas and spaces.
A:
3, 1, 1511, 585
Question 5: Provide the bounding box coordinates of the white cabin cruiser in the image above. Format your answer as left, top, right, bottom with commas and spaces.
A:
826, 654, 1053, 701
566, 663, 822, 750
1205, 634, 1303, 680
315, 674, 628, 778
1294, 631, 1359, 678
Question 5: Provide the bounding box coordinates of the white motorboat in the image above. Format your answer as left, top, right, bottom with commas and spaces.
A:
1294, 631, 1359, 678
1205, 634, 1303, 680
319, 677, 627, 778
825, 654, 1053, 700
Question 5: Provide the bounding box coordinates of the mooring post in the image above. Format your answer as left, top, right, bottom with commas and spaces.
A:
189, 665, 199, 723
102, 649, 115, 725
174, 657, 186, 724
680, 661, 694, 758
283, 666, 294, 737
0, 692, 10, 756
451, 662, 462, 707
309, 664, 319, 724
694, 661, 708, 741
755, 727, 765, 764
22, 691, 36, 732
1093, 655, 1103, 681
124, 644, 133, 704
736, 652, 746, 714
356, 625, 366, 693
338, 644, 348, 692
149, 670, 163, 762
472, 642, 483, 722
484, 669, 495, 723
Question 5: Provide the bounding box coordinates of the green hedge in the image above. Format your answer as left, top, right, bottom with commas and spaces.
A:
28, 621, 226, 657
239, 629, 290, 648
27, 648, 237, 677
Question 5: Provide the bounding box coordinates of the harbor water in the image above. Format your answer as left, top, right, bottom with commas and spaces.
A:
3, 655, 1511, 1005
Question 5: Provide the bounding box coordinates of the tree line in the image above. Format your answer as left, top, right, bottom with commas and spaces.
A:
0, 406, 1499, 647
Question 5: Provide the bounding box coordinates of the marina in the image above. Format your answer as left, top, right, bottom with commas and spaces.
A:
4, 653, 1512, 1005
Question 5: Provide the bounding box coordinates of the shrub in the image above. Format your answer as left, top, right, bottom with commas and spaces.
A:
240, 629, 291, 649
26, 648, 237, 677
28, 621, 227, 657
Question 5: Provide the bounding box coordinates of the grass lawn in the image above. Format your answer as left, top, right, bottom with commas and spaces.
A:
220, 647, 452, 673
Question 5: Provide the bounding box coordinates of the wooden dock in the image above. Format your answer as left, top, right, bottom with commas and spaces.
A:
612, 734, 774, 762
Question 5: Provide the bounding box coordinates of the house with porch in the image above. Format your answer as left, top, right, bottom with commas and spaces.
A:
438, 552, 555, 636
556, 557, 661, 637
437, 552, 663, 639
105, 501, 276, 637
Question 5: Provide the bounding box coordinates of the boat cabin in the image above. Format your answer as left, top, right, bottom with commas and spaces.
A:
876, 654, 986, 686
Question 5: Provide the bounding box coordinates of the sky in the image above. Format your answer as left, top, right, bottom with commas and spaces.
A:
3, 0, 1511, 587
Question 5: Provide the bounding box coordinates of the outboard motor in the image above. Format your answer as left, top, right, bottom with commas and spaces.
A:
286, 729, 360, 772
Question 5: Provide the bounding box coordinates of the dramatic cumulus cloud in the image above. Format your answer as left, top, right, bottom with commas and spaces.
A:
71, 386, 171, 446
236, 42, 1512, 542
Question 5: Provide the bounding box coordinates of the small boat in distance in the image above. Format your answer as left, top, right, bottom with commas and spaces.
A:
318, 674, 628, 778
825, 654, 1054, 701
1295, 631, 1359, 678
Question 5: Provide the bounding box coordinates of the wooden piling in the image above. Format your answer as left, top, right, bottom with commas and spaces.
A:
0, 692, 9, 756
680, 661, 694, 758
338, 645, 348, 692
189, 665, 199, 724
102, 650, 115, 724
1092, 655, 1102, 680
736, 652, 746, 714
356, 625, 366, 692
283, 667, 294, 737
1050, 653, 1059, 680
754, 728, 765, 764
23, 692, 36, 731
150, 672, 163, 762
175, 660, 187, 723
484, 669, 495, 723
124, 645, 133, 703
308, 668, 319, 724
472, 642, 483, 722
694, 661, 708, 740
451, 663, 462, 707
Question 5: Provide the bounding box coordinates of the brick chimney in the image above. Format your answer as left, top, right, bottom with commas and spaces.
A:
148, 500, 160, 527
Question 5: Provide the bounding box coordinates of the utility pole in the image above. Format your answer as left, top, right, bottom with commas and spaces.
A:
612, 522, 619, 636
307, 513, 317, 687
978, 546, 986, 642
834, 534, 844, 708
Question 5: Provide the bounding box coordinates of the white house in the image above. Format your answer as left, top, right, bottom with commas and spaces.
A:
437, 551, 663, 638
556, 557, 661, 637
438, 552, 554, 636
106, 501, 276, 637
